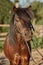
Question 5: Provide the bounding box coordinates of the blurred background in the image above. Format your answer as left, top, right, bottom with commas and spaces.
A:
0, 0, 43, 50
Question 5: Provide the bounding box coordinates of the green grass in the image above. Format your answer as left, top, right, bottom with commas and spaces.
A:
31, 36, 43, 49
0, 41, 4, 51
35, 20, 43, 25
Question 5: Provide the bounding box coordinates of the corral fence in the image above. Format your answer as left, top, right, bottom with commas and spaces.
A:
0, 24, 10, 49
0, 24, 10, 41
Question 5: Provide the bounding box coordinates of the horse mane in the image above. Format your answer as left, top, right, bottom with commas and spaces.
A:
9, 13, 17, 45
10, 14, 15, 33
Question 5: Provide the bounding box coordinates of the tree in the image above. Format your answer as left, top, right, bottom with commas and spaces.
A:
0, 0, 13, 24
31, 1, 43, 24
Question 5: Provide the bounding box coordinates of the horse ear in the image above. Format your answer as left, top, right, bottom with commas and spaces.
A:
13, 6, 17, 12
28, 5, 32, 10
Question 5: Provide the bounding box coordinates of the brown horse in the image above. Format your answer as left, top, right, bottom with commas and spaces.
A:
4, 8, 33, 65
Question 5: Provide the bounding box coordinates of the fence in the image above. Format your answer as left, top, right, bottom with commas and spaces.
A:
0, 24, 43, 41
0, 24, 10, 41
